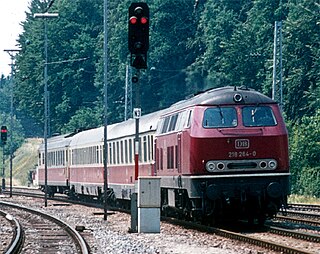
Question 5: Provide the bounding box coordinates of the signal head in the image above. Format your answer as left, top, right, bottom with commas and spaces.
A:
1, 126, 8, 144
128, 2, 149, 59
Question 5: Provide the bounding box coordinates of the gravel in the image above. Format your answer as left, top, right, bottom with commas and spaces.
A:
1, 194, 274, 254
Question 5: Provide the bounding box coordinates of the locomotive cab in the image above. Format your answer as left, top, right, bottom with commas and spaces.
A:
157, 87, 290, 224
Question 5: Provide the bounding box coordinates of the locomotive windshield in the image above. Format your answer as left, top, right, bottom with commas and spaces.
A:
203, 107, 237, 128
242, 106, 277, 127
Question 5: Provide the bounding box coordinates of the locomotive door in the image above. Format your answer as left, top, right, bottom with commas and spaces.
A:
177, 132, 182, 173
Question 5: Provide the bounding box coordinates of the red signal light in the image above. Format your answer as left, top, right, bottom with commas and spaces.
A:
130, 16, 137, 25
1, 126, 7, 143
140, 17, 148, 25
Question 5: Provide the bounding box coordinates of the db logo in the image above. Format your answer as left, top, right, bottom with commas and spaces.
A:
235, 139, 249, 149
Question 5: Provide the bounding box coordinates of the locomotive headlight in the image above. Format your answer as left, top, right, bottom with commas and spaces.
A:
259, 161, 267, 169
269, 160, 277, 169
217, 162, 225, 170
206, 161, 216, 172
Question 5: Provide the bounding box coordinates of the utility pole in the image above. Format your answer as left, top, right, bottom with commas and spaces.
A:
103, 0, 109, 221
34, 12, 59, 207
4, 49, 20, 197
272, 21, 283, 110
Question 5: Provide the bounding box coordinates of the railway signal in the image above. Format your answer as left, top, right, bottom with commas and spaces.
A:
128, 2, 149, 69
1, 126, 7, 144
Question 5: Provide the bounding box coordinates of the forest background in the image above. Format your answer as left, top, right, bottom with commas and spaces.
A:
0, 0, 319, 196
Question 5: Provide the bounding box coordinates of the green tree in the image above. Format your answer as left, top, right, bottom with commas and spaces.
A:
16, 0, 102, 134
283, 0, 320, 122
289, 109, 320, 194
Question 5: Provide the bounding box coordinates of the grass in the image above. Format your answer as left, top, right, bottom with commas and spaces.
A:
3, 138, 42, 186
288, 194, 320, 205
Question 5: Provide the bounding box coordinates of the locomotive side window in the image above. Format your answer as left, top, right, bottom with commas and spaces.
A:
186, 110, 192, 128
203, 107, 237, 128
242, 106, 277, 127
161, 117, 170, 133
168, 114, 178, 132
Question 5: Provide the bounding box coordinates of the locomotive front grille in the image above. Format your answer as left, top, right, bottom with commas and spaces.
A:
205, 159, 277, 172
227, 162, 257, 169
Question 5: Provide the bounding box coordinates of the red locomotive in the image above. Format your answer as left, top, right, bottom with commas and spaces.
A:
38, 86, 290, 223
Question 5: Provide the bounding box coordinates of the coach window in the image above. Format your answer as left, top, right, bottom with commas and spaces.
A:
150, 135, 154, 160
92, 146, 95, 164
129, 139, 133, 163
96, 146, 99, 164
101, 145, 104, 164
112, 142, 116, 164
108, 143, 112, 165
120, 141, 124, 164
125, 140, 128, 164
57, 151, 60, 166
143, 136, 147, 162
116, 141, 120, 164
101, 145, 103, 164
147, 135, 151, 161
88, 147, 92, 164
55, 151, 58, 166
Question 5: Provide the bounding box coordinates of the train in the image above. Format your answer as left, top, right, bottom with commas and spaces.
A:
37, 86, 290, 224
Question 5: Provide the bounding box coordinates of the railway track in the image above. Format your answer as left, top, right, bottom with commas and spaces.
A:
4, 187, 320, 253
0, 209, 24, 254
0, 200, 89, 254
164, 217, 319, 254
288, 203, 320, 213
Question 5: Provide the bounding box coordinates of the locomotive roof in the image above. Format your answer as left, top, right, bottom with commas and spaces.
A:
169, 86, 275, 112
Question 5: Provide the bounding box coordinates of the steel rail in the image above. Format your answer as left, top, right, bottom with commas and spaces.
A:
268, 225, 320, 243
163, 217, 314, 254
0, 201, 89, 254
276, 214, 320, 227
0, 210, 24, 254
289, 203, 320, 212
